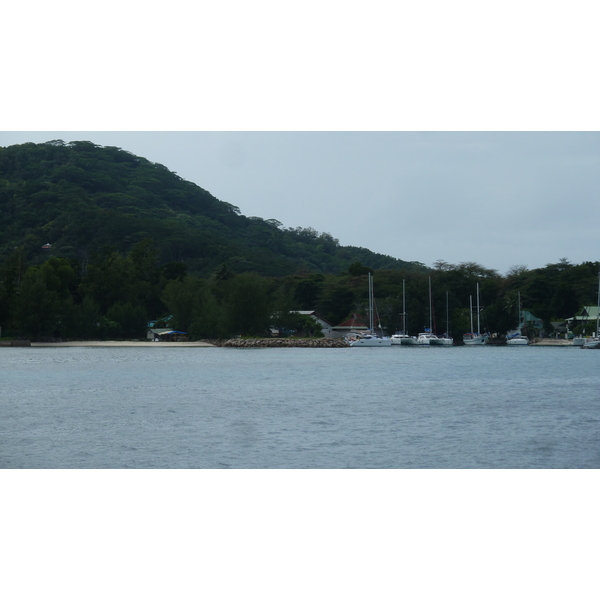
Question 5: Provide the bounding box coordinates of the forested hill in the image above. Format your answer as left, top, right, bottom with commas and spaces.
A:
0, 140, 426, 276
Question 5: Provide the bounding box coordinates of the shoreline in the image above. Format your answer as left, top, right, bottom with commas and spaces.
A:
2, 338, 581, 348
529, 339, 575, 346
29, 341, 216, 347
25, 338, 348, 348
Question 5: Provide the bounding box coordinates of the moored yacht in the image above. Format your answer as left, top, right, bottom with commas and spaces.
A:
417, 332, 439, 345
416, 277, 440, 345
581, 270, 600, 349
582, 338, 600, 349
431, 334, 453, 346
463, 332, 489, 345
463, 284, 488, 345
351, 333, 392, 347
391, 280, 417, 345
506, 292, 529, 345
430, 291, 453, 346
349, 273, 391, 347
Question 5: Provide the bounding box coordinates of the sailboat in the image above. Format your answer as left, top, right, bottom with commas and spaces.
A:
417, 277, 440, 345
506, 291, 529, 345
572, 333, 585, 346
431, 291, 453, 345
463, 283, 489, 345
349, 273, 392, 347
582, 270, 600, 348
391, 279, 417, 345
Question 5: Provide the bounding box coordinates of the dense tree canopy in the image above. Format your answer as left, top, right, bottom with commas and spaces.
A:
0, 140, 425, 277
1, 238, 597, 341
1, 141, 598, 342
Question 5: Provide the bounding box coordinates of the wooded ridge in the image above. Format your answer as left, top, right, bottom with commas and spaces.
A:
0, 140, 424, 277
1, 140, 598, 342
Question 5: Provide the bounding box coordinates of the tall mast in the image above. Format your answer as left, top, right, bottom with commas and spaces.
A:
518, 291, 522, 332
470, 295, 474, 334
402, 279, 406, 335
446, 290, 449, 337
476, 282, 481, 334
596, 270, 600, 337
369, 272, 373, 332
428, 276, 433, 332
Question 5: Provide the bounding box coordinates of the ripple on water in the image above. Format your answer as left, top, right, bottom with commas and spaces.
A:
0, 346, 599, 468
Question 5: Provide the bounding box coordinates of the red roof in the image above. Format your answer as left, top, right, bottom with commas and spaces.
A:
334, 313, 368, 329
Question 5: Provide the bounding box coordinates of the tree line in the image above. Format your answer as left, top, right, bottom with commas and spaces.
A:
0, 240, 598, 341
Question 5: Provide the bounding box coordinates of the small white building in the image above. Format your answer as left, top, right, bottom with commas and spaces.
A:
292, 311, 334, 337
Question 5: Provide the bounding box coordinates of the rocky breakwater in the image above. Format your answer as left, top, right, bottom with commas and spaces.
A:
217, 338, 350, 348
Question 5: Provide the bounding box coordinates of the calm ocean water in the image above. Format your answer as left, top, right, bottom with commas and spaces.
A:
1, 345, 599, 468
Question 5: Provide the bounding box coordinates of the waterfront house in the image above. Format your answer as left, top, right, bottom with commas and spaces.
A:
147, 328, 188, 341
292, 311, 334, 337
551, 321, 568, 337
271, 311, 334, 337
510, 309, 545, 337
566, 306, 600, 335
330, 313, 370, 339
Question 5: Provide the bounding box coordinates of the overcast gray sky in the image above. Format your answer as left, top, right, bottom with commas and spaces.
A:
1, 131, 598, 274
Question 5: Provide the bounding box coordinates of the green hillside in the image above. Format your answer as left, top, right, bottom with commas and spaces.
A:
0, 140, 426, 276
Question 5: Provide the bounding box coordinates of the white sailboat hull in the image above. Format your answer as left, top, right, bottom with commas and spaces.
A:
349, 273, 391, 347
417, 333, 438, 345
463, 334, 488, 345
465, 285, 487, 345
430, 337, 453, 346
350, 337, 392, 347
508, 293, 528, 346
